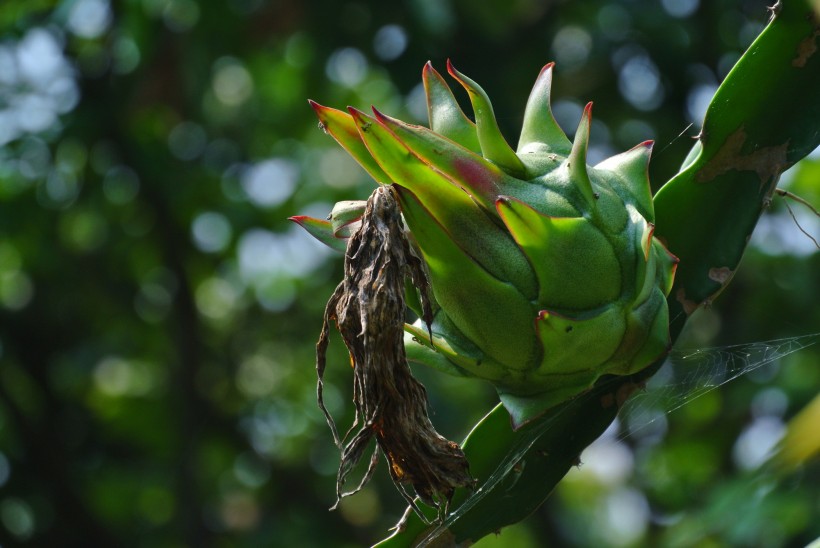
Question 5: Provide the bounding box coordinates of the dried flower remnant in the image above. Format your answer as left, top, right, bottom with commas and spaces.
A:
316, 185, 472, 521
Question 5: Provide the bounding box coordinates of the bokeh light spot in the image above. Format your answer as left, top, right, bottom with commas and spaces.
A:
162, 0, 200, 32
240, 158, 298, 208
212, 58, 254, 107
373, 25, 408, 61
661, 0, 699, 18
597, 4, 631, 42
168, 121, 207, 161
67, 0, 113, 39
103, 165, 140, 205
192, 211, 232, 253
319, 148, 364, 189
602, 488, 649, 546
686, 83, 717, 123
112, 35, 141, 74
236, 354, 279, 398
552, 26, 593, 69
733, 416, 785, 470
0, 498, 35, 540
617, 53, 664, 111
233, 452, 271, 488
59, 208, 109, 253
93, 356, 156, 397
0, 271, 34, 311
326, 48, 368, 88
195, 277, 240, 321
338, 487, 381, 526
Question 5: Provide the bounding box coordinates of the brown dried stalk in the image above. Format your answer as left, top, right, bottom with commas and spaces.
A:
316, 185, 472, 522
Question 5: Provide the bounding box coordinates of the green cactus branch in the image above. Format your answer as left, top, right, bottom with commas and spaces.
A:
654, 0, 820, 340
372, 1, 820, 545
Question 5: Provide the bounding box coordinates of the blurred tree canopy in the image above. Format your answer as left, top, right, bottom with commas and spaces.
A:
0, 0, 817, 546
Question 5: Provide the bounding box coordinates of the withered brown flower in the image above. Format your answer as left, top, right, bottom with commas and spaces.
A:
316, 185, 472, 521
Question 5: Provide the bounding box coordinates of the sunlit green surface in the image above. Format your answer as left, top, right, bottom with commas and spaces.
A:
0, 0, 817, 546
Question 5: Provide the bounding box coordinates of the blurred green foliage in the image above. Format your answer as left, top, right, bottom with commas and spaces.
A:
0, 0, 817, 546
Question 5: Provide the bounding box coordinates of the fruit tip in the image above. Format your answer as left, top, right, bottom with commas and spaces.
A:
308, 99, 326, 117
346, 105, 364, 118
446, 58, 460, 79
370, 107, 395, 127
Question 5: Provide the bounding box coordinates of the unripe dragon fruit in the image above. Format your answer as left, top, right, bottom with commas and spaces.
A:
294, 61, 678, 427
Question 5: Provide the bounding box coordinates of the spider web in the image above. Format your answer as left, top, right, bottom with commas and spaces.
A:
411, 332, 819, 544
617, 332, 819, 441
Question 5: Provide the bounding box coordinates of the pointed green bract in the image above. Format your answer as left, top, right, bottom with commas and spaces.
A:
497, 197, 620, 311
535, 307, 625, 376
423, 61, 482, 154
329, 200, 366, 237
595, 140, 655, 222
566, 102, 597, 207
308, 101, 393, 184
288, 216, 347, 252
350, 107, 538, 298
518, 63, 571, 155
447, 60, 527, 178
372, 109, 507, 210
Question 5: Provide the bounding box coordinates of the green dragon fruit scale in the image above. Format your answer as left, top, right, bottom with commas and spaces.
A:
292, 61, 678, 427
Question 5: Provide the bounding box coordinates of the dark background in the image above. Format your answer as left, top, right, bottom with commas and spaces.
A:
0, 0, 818, 546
